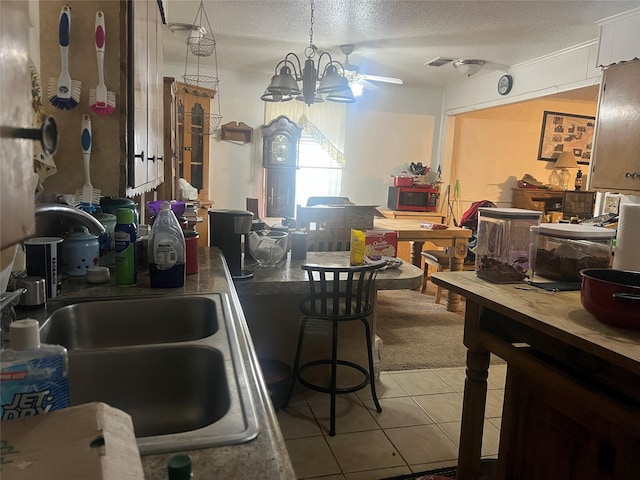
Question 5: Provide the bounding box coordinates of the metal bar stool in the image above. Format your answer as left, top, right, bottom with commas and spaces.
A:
287, 262, 386, 436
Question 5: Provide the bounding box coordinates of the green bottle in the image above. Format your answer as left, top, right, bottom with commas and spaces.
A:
114, 208, 137, 285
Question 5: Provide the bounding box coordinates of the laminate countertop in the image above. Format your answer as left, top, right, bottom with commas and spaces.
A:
23, 247, 296, 480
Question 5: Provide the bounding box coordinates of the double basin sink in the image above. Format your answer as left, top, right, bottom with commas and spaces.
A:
38, 293, 259, 455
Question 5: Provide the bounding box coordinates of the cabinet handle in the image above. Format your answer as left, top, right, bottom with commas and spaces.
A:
624, 172, 640, 179
156, 156, 163, 162
148, 155, 156, 162
0, 115, 58, 156
184, 146, 192, 151
134, 151, 145, 162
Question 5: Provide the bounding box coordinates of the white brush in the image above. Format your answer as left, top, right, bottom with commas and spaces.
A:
89, 10, 116, 115
75, 114, 101, 206
48, 5, 81, 110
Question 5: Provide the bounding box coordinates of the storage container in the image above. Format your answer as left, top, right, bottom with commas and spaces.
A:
529, 224, 615, 282
475, 207, 542, 283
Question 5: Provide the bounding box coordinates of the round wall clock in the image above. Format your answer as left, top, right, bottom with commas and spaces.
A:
497, 74, 513, 95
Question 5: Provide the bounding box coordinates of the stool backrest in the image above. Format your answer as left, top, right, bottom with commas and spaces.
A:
301, 262, 385, 320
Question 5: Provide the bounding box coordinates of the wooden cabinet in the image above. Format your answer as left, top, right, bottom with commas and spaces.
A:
500, 365, 640, 480
128, 0, 164, 194
590, 60, 640, 193
177, 82, 213, 200
261, 116, 302, 218
158, 77, 179, 201
0, 1, 36, 248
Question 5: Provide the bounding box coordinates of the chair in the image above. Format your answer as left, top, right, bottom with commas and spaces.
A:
287, 262, 385, 436
420, 249, 475, 304
296, 205, 375, 252
306, 196, 354, 207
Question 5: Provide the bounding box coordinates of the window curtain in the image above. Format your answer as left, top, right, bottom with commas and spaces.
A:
264, 101, 346, 166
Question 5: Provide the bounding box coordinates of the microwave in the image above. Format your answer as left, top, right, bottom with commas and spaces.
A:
387, 186, 439, 212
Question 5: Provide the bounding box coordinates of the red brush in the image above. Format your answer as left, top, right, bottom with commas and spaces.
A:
89, 10, 115, 115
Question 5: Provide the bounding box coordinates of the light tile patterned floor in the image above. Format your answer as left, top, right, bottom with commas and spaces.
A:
278, 365, 506, 480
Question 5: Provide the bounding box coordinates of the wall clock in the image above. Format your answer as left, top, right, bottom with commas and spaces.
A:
497, 74, 513, 95
261, 115, 302, 168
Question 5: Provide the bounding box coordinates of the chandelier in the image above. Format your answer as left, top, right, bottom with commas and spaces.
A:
261, 0, 355, 106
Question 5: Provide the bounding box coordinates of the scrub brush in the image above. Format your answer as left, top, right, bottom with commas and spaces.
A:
89, 10, 116, 115
75, 114, 101, 207
48, 5, 81, 110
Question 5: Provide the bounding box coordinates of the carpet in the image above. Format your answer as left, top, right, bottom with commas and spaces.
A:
376, 289, 469, 370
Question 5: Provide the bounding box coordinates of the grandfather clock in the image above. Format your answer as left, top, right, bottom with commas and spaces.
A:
261, 116, 302, 217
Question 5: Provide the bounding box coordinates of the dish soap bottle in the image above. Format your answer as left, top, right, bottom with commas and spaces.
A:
115, 207, 137, 286
149, 201, 186, 288
0, 319, 69, 420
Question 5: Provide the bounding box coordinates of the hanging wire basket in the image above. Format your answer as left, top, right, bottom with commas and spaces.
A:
182, 112, 223, 136
182, 75, 219, 96
188, 36, 215, 57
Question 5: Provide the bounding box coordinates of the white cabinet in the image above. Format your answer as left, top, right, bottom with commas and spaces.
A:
596, 8, 640, 67
590, 60, 640, 192
128, 0, 164, 195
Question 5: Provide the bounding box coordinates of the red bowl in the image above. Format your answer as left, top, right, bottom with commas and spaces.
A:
580, 269, 640, 329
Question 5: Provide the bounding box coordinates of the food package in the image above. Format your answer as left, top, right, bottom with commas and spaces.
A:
350, 229, 397, 265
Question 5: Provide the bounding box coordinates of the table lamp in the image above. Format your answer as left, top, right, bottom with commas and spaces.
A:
554, 151, 578, 190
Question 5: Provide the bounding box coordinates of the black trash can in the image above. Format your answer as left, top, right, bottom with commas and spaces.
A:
259, 359, 291, 411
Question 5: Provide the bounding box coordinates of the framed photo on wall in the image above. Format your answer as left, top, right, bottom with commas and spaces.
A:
537, 111, 595, 164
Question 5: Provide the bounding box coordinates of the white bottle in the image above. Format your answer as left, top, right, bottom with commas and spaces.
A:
0, 319, 70, 420
149, 201, 186, 288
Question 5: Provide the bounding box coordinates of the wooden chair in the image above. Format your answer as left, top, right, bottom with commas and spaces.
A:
296, 205, 350, 251
420, 249, 475, 304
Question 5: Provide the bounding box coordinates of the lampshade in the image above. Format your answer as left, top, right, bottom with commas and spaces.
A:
452, 59, 486, 77
554, 151, 578, 169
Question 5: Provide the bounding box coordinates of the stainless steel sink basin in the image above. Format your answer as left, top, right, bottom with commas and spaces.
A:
39, 293, 259, 455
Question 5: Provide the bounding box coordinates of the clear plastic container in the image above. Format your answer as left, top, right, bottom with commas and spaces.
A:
475, 207, 542, 283
529, 224, 615, 282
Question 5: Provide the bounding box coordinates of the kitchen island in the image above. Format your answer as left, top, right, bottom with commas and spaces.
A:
432, 271, 640, 480
27, 247, 296, 480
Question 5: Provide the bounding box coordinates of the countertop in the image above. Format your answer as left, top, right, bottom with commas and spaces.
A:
23, 247, 296, 480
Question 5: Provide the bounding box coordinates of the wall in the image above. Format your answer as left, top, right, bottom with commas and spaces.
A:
447, 98, 597, 215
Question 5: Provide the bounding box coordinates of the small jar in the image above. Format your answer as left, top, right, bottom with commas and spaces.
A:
184, 229, 199, 275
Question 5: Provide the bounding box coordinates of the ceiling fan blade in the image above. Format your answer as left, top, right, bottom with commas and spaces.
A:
359, 73, 404, 85
358, 79, 378, 90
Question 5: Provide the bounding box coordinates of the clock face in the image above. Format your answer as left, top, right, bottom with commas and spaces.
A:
272, 134, 290, 163
498, 74, 513, 95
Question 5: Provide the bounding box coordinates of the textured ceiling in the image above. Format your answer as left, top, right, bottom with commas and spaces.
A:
162, 1, 640, 90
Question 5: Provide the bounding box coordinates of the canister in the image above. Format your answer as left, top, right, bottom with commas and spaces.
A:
475, 207, 542, 283
184, 229, 199, 275
92, 212, 117, 266
61, 226, 99, 276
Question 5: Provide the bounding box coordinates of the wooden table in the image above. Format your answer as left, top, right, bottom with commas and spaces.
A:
373, 217, 472, 311
375, 207, 446, 223
431, 271, 640, 480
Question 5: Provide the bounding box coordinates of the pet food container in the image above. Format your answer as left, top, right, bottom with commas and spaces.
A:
475, 207, 542, 283
530, 224, 615, 282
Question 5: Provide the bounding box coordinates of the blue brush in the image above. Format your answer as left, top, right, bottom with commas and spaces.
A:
48, 5, 81, 110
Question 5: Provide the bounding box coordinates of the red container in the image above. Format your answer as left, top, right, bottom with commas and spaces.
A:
392, 175, 414, 187
184, 229, 199, 275
580, 269, 640, 329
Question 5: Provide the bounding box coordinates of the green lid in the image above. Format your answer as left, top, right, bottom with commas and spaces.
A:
116, 207, 135, 224
167, 454, 192, 480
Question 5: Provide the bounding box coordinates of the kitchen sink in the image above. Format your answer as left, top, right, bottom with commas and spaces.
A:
38, 293, 259, 455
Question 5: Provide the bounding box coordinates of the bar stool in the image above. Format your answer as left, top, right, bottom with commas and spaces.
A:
421, 249, 475, 303
287, 262, 386, 436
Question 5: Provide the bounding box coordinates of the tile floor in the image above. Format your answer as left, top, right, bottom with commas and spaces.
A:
278, 365, 506, 480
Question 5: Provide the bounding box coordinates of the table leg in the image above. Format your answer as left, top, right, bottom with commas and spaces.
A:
409, 241, 424, 267
457, 347, 491, 480
445, 237, 469, 312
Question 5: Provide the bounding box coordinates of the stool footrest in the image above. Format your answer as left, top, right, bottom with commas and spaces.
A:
297, 359, 370, 395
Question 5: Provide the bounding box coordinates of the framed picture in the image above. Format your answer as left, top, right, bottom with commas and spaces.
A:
537, 111, 595, 164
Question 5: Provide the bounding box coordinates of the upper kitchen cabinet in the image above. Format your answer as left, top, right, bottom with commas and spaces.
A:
0, 1, 37, 248
129, 0, 164, 194
590, 60, 640, 193
596, 8, 640, 67
38, 1, 164, 199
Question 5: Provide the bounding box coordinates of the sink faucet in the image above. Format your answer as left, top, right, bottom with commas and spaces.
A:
0, 288, 26, 349
35, 203, 106, 236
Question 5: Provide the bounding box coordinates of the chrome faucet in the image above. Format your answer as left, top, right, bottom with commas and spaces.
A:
0, 288, 26, 349
34, 203, 106, 236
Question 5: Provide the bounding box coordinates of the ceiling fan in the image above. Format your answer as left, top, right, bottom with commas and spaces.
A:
339, 44, 404, 91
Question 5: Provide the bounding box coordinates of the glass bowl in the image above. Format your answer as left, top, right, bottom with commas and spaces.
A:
249, 230, 288, 267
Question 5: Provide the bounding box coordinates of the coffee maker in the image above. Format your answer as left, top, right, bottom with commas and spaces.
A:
209, 209, 253, 279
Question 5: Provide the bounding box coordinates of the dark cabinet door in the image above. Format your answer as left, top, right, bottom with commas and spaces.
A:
266, 169, 296, 218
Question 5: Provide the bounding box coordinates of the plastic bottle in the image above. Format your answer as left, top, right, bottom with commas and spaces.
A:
0, 319, 69, 420
149, 201, 186, 288
115, 208, 137, 285
167, 454, 192, 479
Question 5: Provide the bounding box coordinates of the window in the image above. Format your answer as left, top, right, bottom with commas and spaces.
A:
295, 132, 343, 207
